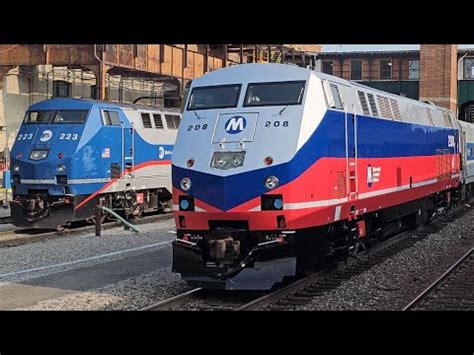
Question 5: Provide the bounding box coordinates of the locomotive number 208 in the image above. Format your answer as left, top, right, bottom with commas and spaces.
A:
265, 121, 289, 128
187, 124, 208, 131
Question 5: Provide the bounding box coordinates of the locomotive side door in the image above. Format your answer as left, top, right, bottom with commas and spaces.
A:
345, 104, 358, 201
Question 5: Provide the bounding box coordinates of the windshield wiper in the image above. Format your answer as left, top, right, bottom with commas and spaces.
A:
279, 106, 289, 115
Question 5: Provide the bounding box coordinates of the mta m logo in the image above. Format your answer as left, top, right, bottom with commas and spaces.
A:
225, 116, 247, 134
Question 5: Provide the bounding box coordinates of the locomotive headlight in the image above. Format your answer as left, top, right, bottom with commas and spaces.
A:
211, 151, 245, 170
214, 153, 230, 169
56, 164, 66, 173
29, 149, 49, 161
231, 152, 245, 167
264, 175, 279, 190
180, 177, 192, 191
12, 164, 20, 172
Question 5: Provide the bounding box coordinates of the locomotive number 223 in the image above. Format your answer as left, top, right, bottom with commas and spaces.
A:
17, 133, 33, 141
59, 133, 79, 140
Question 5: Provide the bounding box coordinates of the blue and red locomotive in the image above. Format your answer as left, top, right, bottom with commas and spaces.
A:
10, 98, 179, 228
171, 63, 474, 290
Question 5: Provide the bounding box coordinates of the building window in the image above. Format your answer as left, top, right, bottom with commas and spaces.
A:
351, 60, 362, 80
463, 58, 474, 79
408, 60, 420, 80
52, 80, 71, 98
379, 59, 392, 80
90, 85, 98, 99
322, 60, 333, 75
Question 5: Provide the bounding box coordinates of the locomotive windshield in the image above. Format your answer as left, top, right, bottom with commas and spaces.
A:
24, 110, 88, 124
187, 84, 241, 110
24, 111, 54, 124
52, 110, 88, 124
244, 80, 306, 107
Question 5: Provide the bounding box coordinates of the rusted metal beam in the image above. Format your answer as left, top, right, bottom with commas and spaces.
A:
223, 44, 227, 67
0, 45, 45, 66
205, 44, 209, 72
183, 44, 188, 68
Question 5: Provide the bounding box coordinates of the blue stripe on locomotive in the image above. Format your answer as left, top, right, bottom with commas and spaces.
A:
172, 110, 459, 211
11, 99, 173, 197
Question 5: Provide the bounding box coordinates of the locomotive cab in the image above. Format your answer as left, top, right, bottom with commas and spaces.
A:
10, 102, 91, 227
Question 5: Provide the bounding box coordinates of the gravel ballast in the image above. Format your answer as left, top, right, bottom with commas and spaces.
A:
21, 267, 190, 310
299, 207, 474, 311
0, 218, 176, 283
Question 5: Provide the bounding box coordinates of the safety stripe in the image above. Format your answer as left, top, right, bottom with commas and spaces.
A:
176, 176, 455, 214
20, 176, 170, 185
283, 197, 349, 210
20, 179, 56, 184
68, 178, 111, 184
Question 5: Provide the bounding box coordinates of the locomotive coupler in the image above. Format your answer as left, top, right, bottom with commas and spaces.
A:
208, 236, 241, 265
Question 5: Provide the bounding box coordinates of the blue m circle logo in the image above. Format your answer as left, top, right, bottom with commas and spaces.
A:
225, 116, 246, 134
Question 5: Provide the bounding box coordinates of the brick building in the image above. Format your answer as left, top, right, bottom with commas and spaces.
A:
316, 48, 474, 121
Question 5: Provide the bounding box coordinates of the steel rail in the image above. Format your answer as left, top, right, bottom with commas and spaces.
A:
403, 248, 473, 311
140, 288, 203, 311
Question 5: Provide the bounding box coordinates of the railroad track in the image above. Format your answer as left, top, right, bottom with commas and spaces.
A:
403, 248, 474, 311
141, 287, 264, 311
0, 213, 173, 248
143, 204, 471, 311
236, 206, 470, 311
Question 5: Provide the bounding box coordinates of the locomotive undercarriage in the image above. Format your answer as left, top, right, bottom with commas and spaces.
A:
173, 187, 463, 290
11, 187, 172, 229
89, 188, 172, 222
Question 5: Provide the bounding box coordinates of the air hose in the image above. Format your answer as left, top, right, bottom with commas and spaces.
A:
98, 205, 140, 233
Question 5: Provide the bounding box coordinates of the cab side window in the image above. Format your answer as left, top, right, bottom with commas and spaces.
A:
102, 110, 121, 126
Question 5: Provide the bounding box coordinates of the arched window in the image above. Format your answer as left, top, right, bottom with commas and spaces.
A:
52, 80, 71, 98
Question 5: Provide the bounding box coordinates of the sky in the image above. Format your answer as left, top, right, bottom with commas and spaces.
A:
321, 45, 474, 52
